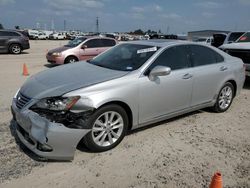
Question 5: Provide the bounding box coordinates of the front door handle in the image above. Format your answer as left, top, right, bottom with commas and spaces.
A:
220, 66, 228, 71
182, 73, 193, 79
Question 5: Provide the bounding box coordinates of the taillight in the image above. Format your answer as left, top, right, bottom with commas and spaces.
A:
243, 64, 246, 70
243, 64, 247, 75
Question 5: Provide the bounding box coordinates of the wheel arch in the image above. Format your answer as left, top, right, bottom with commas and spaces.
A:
8, 42, 22, 51
64, 55, 79, 64
226, 79, 237, 98
97, 101, 133, 131
8, 41, 23, 53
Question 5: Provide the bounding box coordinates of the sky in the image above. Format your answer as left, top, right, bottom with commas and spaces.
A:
0, 0, 250, 34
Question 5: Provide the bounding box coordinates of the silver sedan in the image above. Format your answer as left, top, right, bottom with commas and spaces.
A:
11, 40, 245, 160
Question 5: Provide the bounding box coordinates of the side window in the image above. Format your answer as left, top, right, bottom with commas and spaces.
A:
101, 39, 116, 47
6, 32, 20, 36
215, 52, 224, 63
190, 45, 223, 66
147, 45, 190, 72
85, 39, 101, 48
0, 31, 15, 36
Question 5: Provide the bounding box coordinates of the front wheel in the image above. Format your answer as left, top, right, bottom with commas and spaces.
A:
83, 104, 128, 152
64, 56, 78, 64
212, 82, 234, 112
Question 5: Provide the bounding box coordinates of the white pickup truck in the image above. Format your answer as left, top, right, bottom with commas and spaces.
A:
219, 32, 250, 77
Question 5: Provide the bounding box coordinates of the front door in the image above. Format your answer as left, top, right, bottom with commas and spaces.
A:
79, 39, 101, 61
139, 45, 193, 124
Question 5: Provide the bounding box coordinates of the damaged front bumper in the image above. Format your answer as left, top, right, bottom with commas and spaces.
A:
11, 99, 91, 160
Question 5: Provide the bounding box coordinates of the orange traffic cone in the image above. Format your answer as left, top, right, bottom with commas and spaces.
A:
22, 63, 29, 76
209, 172, 223, 188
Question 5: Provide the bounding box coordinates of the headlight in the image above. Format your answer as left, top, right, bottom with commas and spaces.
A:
52, 52, 62, 57
32, 96, 80, 111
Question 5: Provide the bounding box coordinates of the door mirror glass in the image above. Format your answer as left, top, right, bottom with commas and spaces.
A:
149, 66, 171, 81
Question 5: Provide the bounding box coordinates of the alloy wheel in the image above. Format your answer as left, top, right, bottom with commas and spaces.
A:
218, 86, 233, 110
91, 111, 124, 147
12, 45, 21, 54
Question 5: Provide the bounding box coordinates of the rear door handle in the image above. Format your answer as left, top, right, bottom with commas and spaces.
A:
182, 73, 193, 79
220, 66, 228, 71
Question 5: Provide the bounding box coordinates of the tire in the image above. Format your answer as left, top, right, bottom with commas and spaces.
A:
65, 56, 78, 64
212, 82, 234, 113
83, 104, 128, 152
9, 44, 22, 54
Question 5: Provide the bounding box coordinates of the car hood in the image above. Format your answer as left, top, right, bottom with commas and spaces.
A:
20, 62, 128, 99
220, 42, 250, 50
48, 46, 71, 53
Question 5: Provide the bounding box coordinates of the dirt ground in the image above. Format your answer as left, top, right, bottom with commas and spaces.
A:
0, 40, 249, 188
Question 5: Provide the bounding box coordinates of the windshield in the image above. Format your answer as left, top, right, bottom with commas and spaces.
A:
89, 43, 159, 71
237, 32, 250, 43
228, 32, 244, 42
65, 37, 87, 47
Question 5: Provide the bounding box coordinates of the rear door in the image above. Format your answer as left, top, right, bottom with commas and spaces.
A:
189, 45, 228, 107
139, 45, 193, 124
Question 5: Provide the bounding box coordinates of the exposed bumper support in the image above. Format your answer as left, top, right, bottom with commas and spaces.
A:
11, 101, 91, 160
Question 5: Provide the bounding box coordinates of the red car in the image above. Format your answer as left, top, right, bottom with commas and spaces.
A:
46, 36, 117, 64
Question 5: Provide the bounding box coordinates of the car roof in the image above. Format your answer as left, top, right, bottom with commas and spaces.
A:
0, 29, 20, 32
124, 39, 191, 48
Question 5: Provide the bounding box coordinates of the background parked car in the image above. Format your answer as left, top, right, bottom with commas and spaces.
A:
195, 37, 213, 45
212, 32, 245, 48
49, 33, 65, 40
37, 32, 47, 40
219, 31, 250, 77
27, 29, 39, 39
0, 29, 30, 54
46, 37, 117, 64
223, 32, 245, 44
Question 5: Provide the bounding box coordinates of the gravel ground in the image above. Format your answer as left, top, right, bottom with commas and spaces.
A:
0, 40, 249, 188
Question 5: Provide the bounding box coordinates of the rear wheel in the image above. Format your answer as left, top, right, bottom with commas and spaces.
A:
65, 56, 78, 64
9, 44, 22, 54
212, 82, 234, 112
83, 104, 128, 152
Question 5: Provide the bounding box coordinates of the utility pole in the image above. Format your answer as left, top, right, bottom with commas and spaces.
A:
166, 26, 170, 34
64, 20, 66, 31
51, 19, 54, 31
96, 17, 99, 33
36, 22, 40, 30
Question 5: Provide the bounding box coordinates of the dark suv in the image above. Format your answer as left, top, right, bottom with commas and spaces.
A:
0, 30, 30, 54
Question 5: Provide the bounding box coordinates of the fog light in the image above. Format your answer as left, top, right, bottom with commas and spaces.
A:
37, 142, 53, 152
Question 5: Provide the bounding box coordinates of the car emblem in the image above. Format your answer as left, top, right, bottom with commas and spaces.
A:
18, 97, 21, 101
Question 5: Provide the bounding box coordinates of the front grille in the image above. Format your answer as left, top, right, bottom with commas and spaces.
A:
226, 49, 250, 64
16, 92, 31, 109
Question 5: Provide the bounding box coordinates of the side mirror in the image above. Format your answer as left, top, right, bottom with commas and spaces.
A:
149, 66, 171, 81
81, 45, 87, 49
